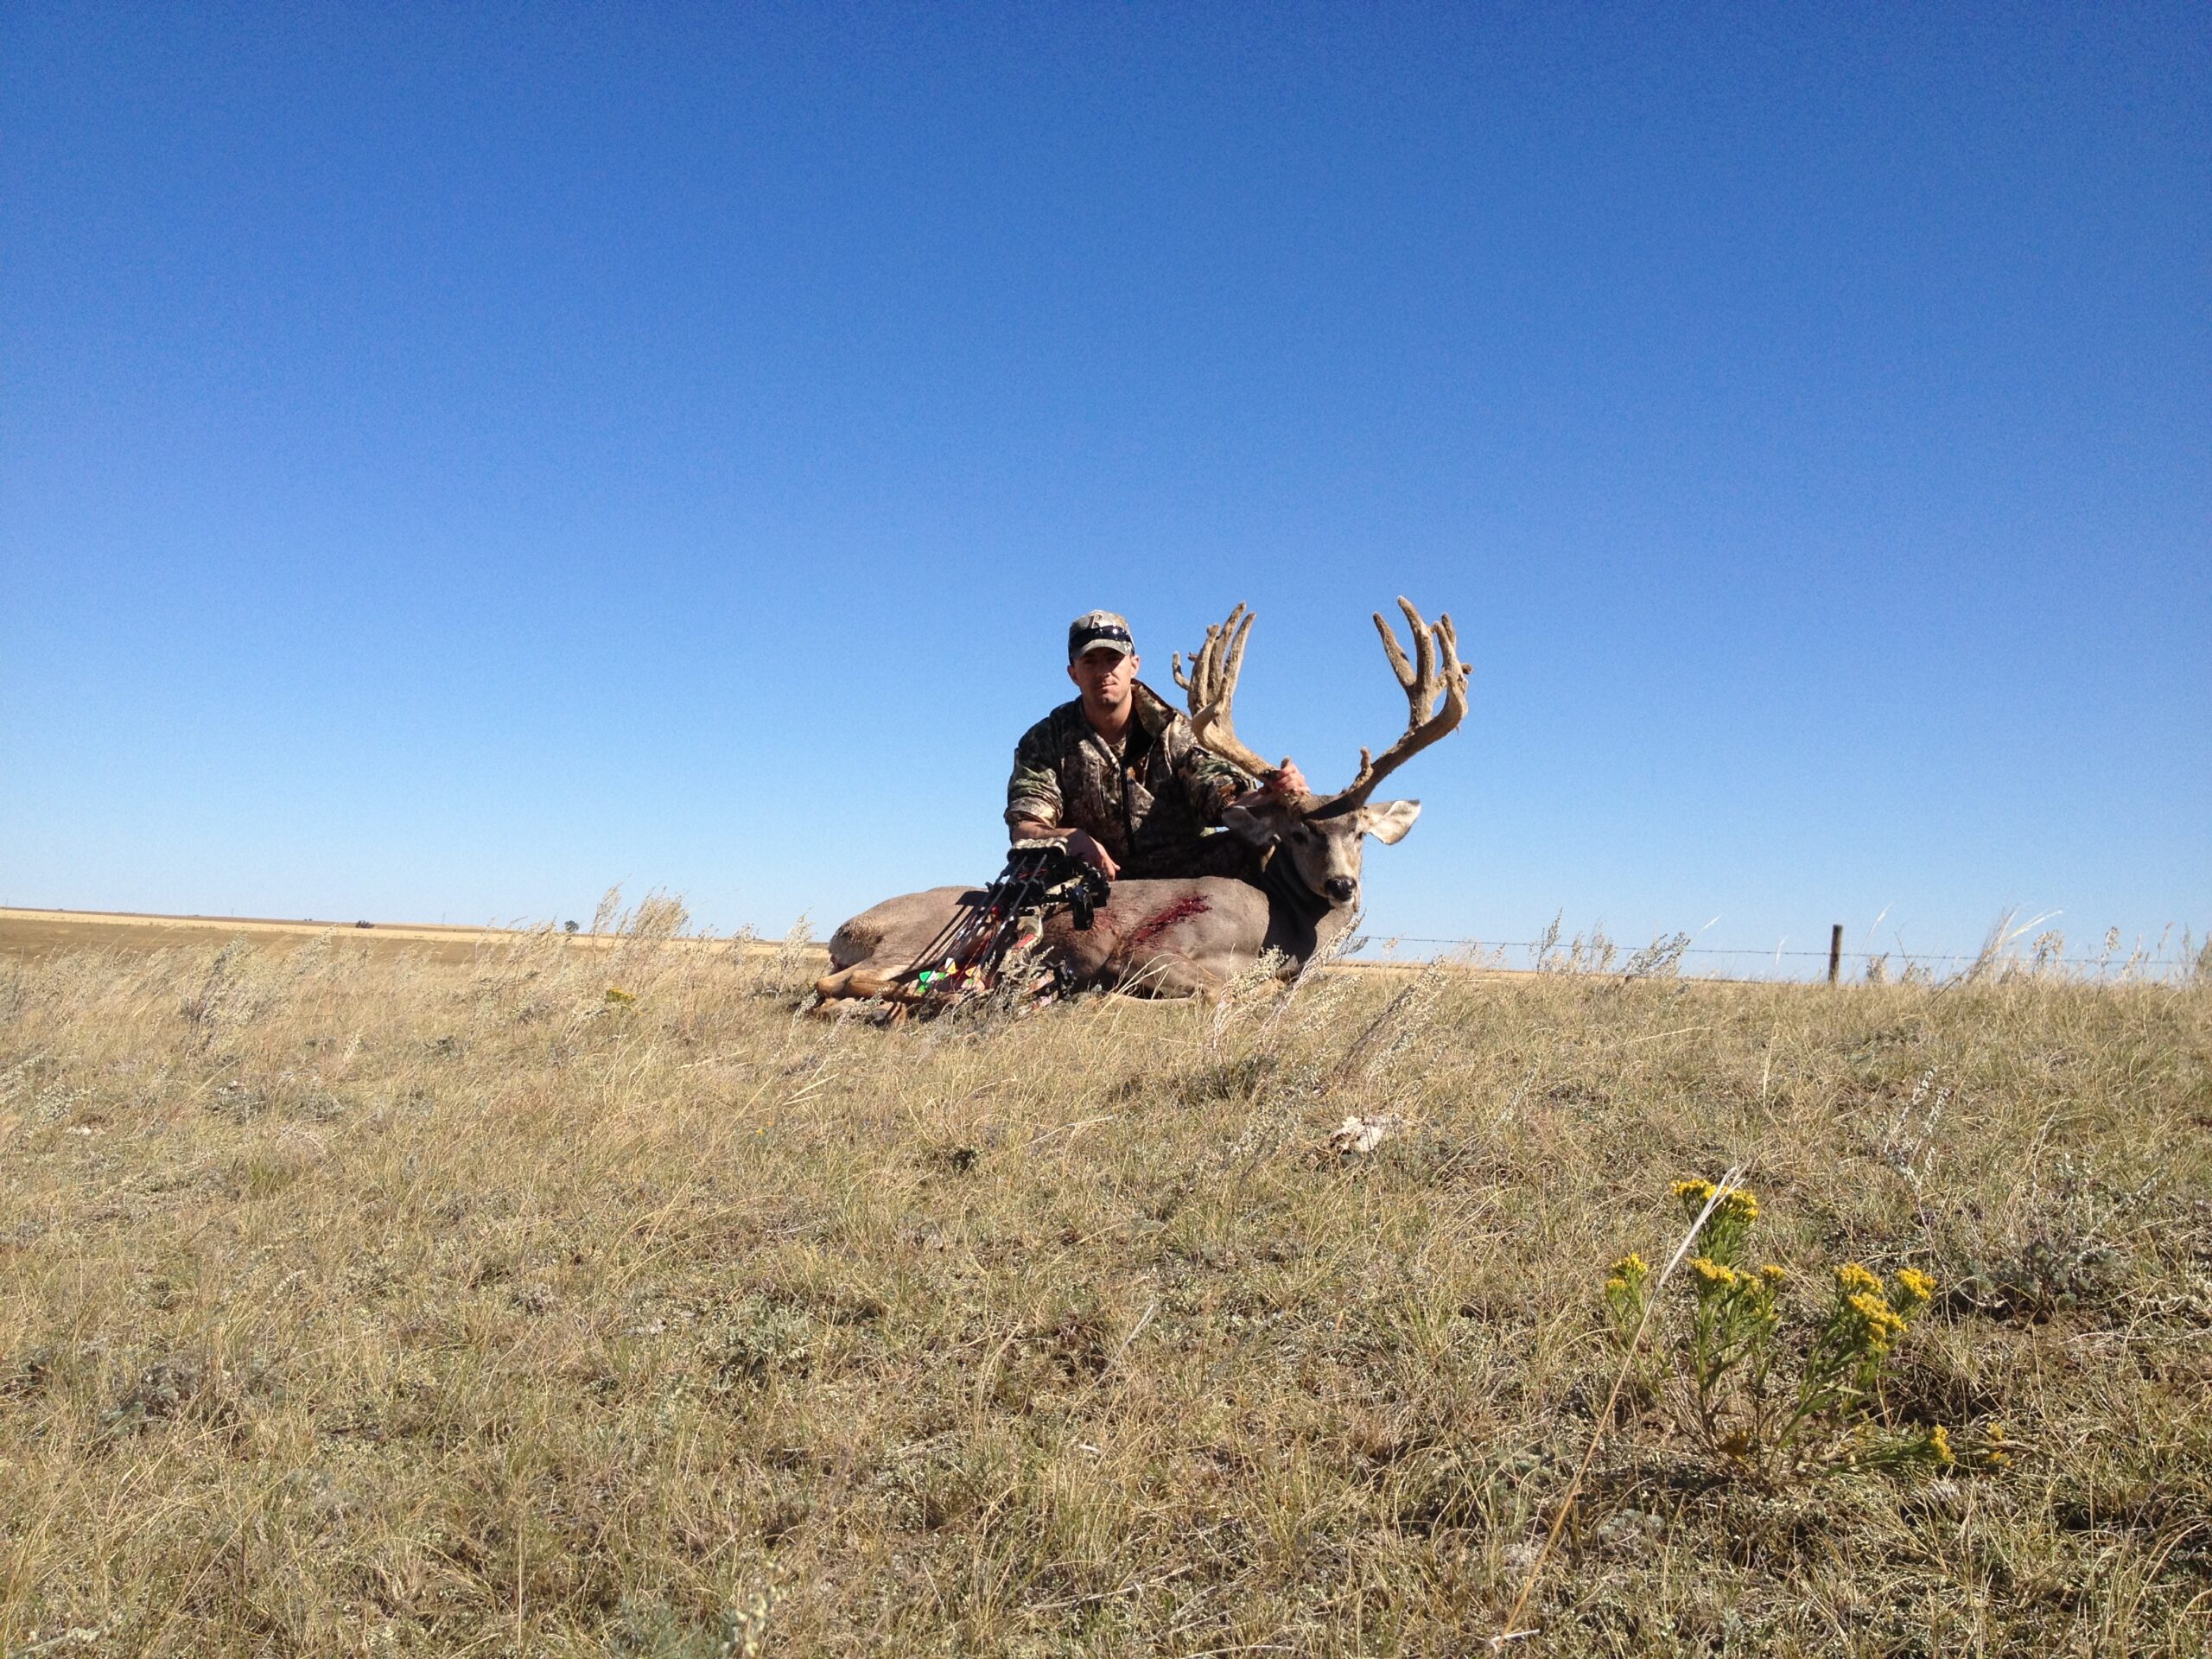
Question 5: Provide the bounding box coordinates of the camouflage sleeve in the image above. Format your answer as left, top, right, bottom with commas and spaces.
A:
1005, 716, 1063, 830
1173, 721, 1256, 825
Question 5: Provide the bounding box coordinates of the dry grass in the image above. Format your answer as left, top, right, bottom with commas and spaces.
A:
2, 919, 2208, 1656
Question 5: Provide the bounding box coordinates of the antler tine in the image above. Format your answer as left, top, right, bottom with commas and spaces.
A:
1170, 622, 1211, 694
1313, 596, 1471, 813
1401, 595, 1435, 700
1173, 606, 1236, 697
1176, 604, 1276, 780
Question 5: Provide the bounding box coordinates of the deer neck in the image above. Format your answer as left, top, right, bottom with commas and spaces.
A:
1256, 844, 1347, 963
1312, 903, 1360, 957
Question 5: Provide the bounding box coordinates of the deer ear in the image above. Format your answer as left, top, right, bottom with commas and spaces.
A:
1221, 804, 1279, 845
1360, 800, 1421, 844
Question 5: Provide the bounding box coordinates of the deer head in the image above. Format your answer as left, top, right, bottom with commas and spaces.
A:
1173, 599, 1470, 910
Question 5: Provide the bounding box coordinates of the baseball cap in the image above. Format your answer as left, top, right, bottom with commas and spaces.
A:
1067, 610, 1135, 662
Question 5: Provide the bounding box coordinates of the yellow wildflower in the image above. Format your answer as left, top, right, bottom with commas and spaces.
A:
1928, 1425, 1955, 1465
1689, 1256, 1741, 1295
1980, 1422, 2012, 1468
1604, 1253, 1649, 1303
1891, 1267, 1937, 1312
1716, 1189, 1759, 1224
604, 987, 637, 1005
1834, 1262, 1884, 1297
1845, 1291, 1907, 1351
1758, 1263, 1787, 1286
1672, 1178, 1717, 1205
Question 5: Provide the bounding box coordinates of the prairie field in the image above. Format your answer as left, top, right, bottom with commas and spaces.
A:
2, 915, 2208, 1656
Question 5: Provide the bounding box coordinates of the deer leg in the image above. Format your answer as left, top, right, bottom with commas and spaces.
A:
813, 966, 912, 1002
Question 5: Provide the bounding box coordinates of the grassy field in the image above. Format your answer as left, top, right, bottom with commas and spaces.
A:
2, 913, 2207, 1656
0, 910, 796, 967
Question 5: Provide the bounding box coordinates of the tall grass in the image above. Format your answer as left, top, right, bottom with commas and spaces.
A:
1, 914, 2207, 1654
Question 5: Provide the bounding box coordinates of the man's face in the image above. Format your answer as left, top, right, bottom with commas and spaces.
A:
1067, 645, 1139, 714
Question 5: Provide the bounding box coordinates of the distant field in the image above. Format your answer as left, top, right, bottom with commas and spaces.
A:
0, 908, 829, 967
1, 919, 2206, 1655
0, 907, 1496, 980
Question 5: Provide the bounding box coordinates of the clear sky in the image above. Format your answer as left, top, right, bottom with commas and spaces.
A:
4, 3, 2206, 969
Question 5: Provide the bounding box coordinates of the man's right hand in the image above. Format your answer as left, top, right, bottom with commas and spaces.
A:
1014, 819, 1120, 880
1063, 829, 1119, 880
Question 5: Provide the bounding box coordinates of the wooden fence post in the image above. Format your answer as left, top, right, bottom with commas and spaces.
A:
1828, 924, 1844, 986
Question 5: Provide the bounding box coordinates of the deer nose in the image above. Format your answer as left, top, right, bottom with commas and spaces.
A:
1324, 877, 1357, 905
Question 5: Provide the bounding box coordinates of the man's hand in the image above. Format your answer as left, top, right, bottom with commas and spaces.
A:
1063, 829, 1120, 880
1234, 759, 1311, 810
1014, 819, 1120, 880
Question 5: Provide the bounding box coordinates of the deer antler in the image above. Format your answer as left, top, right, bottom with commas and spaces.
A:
1171, 604, 1281, 781
1310, 597, 1469, 814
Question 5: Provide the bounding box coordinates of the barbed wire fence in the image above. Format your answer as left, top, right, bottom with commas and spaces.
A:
1339, 918, 2210, 987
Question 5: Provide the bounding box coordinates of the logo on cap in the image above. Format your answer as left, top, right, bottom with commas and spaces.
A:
1067, 610, 1135, 662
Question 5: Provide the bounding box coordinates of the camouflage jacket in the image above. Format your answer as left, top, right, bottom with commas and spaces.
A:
1005, 683, 1256, 879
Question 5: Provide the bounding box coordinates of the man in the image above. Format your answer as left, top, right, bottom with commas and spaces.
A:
1007, 609, 1309, 881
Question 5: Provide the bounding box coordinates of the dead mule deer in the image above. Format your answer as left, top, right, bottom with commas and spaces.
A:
814, 598, 1470, 1004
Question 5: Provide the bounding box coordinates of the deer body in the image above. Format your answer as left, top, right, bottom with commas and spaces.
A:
813, 599, 1466, 1005
817, 877, 1274, 1001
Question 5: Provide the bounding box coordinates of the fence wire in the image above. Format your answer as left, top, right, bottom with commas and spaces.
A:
1375, 938, 2174, 968
1348, 933, 2204, 982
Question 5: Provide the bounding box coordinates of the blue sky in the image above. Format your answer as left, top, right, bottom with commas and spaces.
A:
4, 3, 2206, 968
